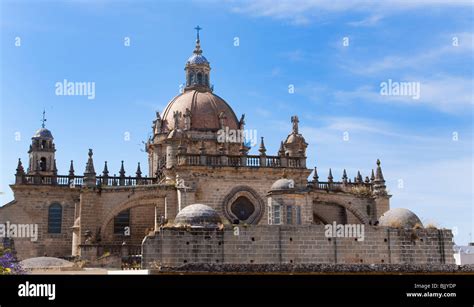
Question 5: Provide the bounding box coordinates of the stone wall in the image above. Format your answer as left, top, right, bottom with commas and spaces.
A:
142, 225, 455, 268
0, 186, 79, 259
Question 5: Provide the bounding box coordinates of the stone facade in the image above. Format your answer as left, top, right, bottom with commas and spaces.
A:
0, 30, 454, 267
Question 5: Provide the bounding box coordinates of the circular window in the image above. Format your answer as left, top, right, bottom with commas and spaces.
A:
222, 186, 264, 224
231, 196, 255, 221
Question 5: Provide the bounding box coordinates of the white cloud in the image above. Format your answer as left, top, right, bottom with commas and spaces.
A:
332, 75, 473, 114
229, 0, 472, 25
347, 15, 383, 27
340, 32, 474, 75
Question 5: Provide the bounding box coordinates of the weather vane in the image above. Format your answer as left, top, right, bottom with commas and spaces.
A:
41, 109, 47, 128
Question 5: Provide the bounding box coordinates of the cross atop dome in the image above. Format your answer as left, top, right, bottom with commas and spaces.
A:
41, 109, 47, 128
194, 25, 202, 41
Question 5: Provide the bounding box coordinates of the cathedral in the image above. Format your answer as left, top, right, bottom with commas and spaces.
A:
0, 29, 454, 266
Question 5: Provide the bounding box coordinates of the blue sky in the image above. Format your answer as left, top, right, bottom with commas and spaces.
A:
1, 0, 472, 244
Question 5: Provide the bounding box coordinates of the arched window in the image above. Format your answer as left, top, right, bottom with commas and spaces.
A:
48, 203, 62, 233
114, 209, 130, 235
41, 140, 47, 149
205, 74, 209, 86
197, 72, 203, 85
40, 157, 47, 171
366, 205, 371, 216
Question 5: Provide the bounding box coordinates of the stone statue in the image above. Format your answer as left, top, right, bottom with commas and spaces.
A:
153, 111, 162, 134
238, 114, 245, 130
184, 108, 192, 130
291, 115, 299, 134
173, 111, 182, 129
218, 111, 226, 129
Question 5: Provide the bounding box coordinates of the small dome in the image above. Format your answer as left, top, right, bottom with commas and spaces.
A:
187, 54, 209, 65
33, 128, 53, 139
174, 204, 222, 228
379, 208, 423, 228
271, 178, 295, 191
285, 133, 306, 145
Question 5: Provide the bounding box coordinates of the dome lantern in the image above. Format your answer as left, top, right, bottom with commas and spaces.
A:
185, 26, 212, 92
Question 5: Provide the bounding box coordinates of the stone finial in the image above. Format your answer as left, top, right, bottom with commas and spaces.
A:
375, 159, 385, 182
342, 169, 348, 184
83, 149, 96, 187
119, 161, 126, 178
278, 141, 285, 156
136, 162, 142, 178
328, 168, 333, 183
365, 176, 370, 183
102, 161, 109, 177
258, 137, 266, 156
68, 160, 75, 177
84, 149, 96, 175
313, 167, 319, 183
16, 158, 25, 175
370, 169, 375, 182
356, 171, 363, 183
374, 159, 387, 195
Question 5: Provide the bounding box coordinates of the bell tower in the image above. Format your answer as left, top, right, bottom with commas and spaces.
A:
27, 110, 56, 175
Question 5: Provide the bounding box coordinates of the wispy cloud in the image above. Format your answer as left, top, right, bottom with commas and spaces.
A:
347, 14, 383, 27
229, 0, 472, 25
332, 75, 473, 114
340, 32, 474, 75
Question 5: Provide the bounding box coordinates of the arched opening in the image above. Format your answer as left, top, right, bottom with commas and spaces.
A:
41, 140, 47, 149
205, 74, 209, 86
230, 196, 255, 221
40, 157, 47, 171
48, 203, 62, 233
197, 72, 203, 85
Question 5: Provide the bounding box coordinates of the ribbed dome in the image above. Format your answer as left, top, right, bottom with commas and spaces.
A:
379, 208, 423, 228
162, 90, 239, 131
33, 128, 53, 139
187, 54, 209, 65
174, 204, 222, 228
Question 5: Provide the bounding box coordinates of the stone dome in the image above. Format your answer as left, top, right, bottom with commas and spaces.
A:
379, 208, 423, 228
187, 54, 209, 65
285, 133, 306, 145
33, 128, 53, 139
173, 204, 222, 228
162, 90, 239, 131
270, 178, 295, 191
